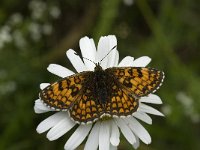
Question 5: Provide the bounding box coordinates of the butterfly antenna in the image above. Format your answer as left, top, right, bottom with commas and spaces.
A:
99, 45, 117, 64
74, 52, 96, 65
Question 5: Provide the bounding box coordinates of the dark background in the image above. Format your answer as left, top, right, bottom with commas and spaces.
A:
0, 0, 200, 149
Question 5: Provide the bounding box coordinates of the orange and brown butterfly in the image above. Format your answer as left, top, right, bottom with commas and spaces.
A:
39, 59, 165, 124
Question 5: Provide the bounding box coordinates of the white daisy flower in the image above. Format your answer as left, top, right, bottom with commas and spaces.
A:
34, 35, 164, 150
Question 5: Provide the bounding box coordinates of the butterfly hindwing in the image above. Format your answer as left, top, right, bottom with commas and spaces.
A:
106, 83, 139, 117
39, 72, 90, 110
106, 67, 164, 97
69, 89, 104, 124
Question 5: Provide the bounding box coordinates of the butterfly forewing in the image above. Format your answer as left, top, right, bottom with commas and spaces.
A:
106, 67, 164, 97
39, 72, 89, 110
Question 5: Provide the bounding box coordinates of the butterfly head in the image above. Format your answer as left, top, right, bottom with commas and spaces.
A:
94, 62, 103, 71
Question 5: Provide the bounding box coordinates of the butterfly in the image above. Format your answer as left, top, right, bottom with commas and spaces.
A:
39, 60, 164, 124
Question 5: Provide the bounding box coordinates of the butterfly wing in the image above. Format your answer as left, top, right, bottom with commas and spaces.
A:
39, 72, 90, 110
105, 81, 139, 117
69, 89, 104, 124
106, 67, 164, 97
40, 71, 105, 124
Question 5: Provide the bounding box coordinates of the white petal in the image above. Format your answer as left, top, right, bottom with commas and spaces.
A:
115, 118, 136, 144
66, 49, 87, 72
125, 117, 151, 144
36, 112, 66, 134
79, 37, 96, 70
133, 112, 152, 125
118, 56, 134, 67
106, 49, 118, 68
64, 124, 92, 150
108, 35, 117, 48
47, 117, 76, 141
96, 35, 117, 69
90, 39, 97, 53
99, 121, 111, 150
40, 83, 50, 90
133, 136, 140, 149
47, 64, 74, 78
113, 50, 119, 67
96, 37, 109, 69
140, 94, 162, 104
106, 36, 117, 68
138, 103, 164, 116
34, 105, 50, 113
110, 120, 120, 146
34, 99, 51, 113
132, 56, 151, 67
84, 122, 100, 150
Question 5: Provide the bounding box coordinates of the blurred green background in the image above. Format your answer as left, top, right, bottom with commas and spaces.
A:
0, 0, 200, 149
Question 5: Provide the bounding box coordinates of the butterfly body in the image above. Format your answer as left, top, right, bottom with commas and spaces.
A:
40, 64, 164, 124
91, 64, 110, 105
